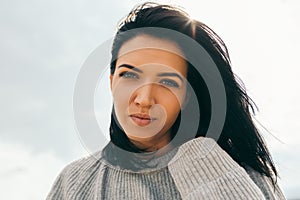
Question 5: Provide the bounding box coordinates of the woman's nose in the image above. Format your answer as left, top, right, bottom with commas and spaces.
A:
133, 84, 155, 108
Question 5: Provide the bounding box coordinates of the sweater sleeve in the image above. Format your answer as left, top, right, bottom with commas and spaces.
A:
168, 137, 266, 200
244, 165, 286, 200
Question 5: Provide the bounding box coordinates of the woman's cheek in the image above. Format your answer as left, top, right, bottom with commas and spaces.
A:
112, 79, 136, 101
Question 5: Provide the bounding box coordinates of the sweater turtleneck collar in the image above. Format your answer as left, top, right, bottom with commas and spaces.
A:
101, 141, 180, 172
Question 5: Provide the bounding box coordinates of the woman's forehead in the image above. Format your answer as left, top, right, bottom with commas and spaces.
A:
116, 35, 188, 76
117, 34, 186, 60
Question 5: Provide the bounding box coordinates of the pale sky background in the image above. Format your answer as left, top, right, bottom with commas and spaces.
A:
1, 0, 299, 199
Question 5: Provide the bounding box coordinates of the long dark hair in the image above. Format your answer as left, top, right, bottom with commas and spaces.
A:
106, 2, 278, 184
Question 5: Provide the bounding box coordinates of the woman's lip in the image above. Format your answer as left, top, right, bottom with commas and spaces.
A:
129, 115, 156, 126
130, 114, 149, 119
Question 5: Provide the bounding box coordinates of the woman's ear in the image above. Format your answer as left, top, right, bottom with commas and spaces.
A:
110, 74, 113, 90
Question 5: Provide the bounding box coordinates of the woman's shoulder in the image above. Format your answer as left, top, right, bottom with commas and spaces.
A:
244, 165, 286, 200
61, 150, 104, 177
46, 151, 105, 199
168, 136, 248, 187
167, 137, 267, 199
168, 137, 286, 200
169, 136, 236, 166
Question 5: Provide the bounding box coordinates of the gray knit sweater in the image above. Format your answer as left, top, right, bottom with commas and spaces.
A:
47, 137, 285, 200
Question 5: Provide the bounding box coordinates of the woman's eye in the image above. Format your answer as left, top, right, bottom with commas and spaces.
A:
119, 71, 139, 79
159, 79, 179, 88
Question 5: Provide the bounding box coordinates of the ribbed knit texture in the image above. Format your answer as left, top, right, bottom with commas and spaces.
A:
46, 137, 286, 200
244, 165, 286, 200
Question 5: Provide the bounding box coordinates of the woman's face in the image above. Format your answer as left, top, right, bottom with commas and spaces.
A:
110, 34, 188, 150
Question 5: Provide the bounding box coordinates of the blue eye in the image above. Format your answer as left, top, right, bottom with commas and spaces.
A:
119, 71, 139, 79
160, 79, 179, 88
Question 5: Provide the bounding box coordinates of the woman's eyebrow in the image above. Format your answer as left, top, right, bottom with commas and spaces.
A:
157, 72, 183, 82
118, 64, 183, 81
117, 64, 143, 73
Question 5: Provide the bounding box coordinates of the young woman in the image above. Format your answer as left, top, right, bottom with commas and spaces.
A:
47, 2, 286, 199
